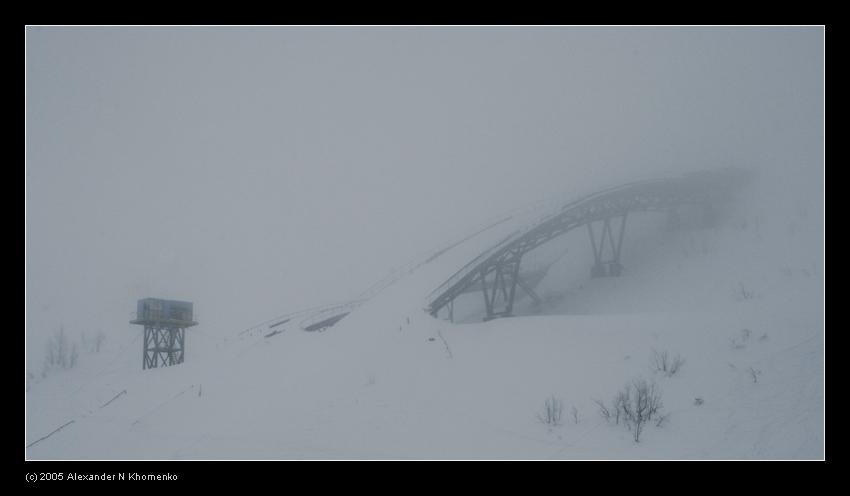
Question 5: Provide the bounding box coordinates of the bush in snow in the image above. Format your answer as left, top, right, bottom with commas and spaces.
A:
537, 395, 563, 426
747, 366, 762, 383
41, 325, 80, 378
43, 326, 76, 370
730, 328, 752, 349
651, 349, 685, 377
736, 283, 755, 301
596, 378, 665, 443
620, 379, 663, 442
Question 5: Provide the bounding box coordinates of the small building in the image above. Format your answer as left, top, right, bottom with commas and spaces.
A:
132, 298, 196, 327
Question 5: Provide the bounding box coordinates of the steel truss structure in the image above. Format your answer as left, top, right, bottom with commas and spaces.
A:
142, 325, 187, 369
426, 168, 748, 321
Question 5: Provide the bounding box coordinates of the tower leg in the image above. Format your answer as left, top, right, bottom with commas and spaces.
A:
143, 327, 153, 370
177, 328, 185, 364
142, 325, 187, 370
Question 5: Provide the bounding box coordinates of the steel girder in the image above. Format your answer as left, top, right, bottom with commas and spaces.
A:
426, 169, 746, 319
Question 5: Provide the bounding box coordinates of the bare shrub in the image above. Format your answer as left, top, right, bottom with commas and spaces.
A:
42, 325, 82, 377
571, 406, 580, 424
737, 283, 755, 301
94, 331, 106, 352
614, 387, 629, 426
537, 395, 563, 426
731, 329, 752, 349
598, 379, 665, 442
747, 367, 762, 383
44, 325, 72, 370
668, 355, 684, 376
625, 379, 663, 442
651, 349, 685, 377
69, 343, 78, 368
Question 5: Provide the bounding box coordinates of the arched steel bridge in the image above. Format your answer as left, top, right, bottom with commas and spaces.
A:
245, 167, 749, 337
424, 167, 750, 321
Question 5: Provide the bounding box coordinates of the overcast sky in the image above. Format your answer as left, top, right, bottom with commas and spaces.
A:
25, 26, 823, 363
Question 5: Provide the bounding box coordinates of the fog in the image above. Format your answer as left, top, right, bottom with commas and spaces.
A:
25, 26, 823, 368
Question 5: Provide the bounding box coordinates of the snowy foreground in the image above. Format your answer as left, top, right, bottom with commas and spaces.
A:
25, 185, 823, 460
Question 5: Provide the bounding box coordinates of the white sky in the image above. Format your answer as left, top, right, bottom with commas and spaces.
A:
25, 26, 824, 364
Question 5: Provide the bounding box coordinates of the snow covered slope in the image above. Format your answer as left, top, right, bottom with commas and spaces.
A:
25, 171, 823, 459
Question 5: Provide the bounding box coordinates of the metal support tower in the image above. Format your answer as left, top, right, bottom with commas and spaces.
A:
142, 325, 186, 369
131, 298, 196, 371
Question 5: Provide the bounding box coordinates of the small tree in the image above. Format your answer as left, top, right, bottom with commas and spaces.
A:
44, 325, 70, 369
737, 283, 755, 301
69, 343, 78, 369
599, 379, 664, 442
94, 330, 106, 353
614, 387, 630, 426
747, 367, 762, 383
623, 379, 663, 442
43, 325, 80, 375
537, 395, 563, 426
731, 329, 752, 349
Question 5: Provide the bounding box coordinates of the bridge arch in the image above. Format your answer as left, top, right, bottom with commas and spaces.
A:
425, 168, 749, 321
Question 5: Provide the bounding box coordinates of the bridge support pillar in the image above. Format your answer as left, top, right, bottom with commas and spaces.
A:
481, 251, 523, 321
587, 213, 628, 278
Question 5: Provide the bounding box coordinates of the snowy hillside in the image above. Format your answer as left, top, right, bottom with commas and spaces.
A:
25, 169, 823, 460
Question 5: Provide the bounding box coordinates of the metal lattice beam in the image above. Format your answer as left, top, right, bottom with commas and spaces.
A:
426, 168, 749, 319
143, 326, 187, 370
